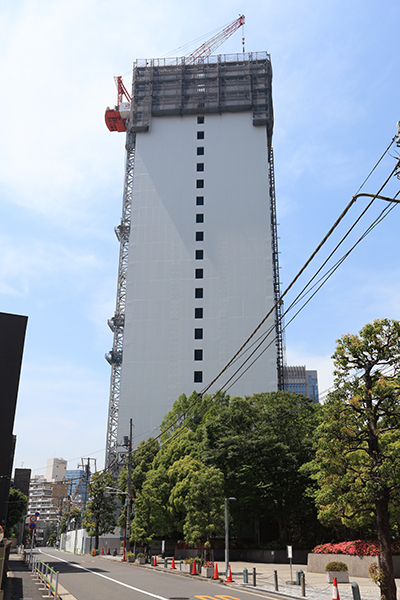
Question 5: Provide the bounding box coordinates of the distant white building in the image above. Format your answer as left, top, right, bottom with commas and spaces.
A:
26, 475, 67, 544
107, 52, 280, 459
46, 457, 67, 482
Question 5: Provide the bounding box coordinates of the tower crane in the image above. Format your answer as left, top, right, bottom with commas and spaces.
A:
105, 15, 245, 133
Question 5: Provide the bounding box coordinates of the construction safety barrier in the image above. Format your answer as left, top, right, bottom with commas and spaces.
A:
24, 552, 59, 598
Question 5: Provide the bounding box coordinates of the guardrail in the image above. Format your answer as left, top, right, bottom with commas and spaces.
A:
24, 552, 59, 598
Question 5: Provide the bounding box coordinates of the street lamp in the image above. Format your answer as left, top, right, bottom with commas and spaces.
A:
225, 497, 236, 578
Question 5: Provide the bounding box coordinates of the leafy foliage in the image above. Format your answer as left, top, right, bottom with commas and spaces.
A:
129, 390, 321, 548
202, 392, 320, 544
309, 319, 400, 600
313, 540, 400, 556
5, 488, 27, 537
83, 471, 117, 549
60, 507, 82, 533
325, 561, 348, 572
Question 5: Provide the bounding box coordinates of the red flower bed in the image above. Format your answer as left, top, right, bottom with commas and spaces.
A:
312, 540, 400, 556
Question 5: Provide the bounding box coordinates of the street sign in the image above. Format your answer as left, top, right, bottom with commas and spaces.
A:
35, 512, 40, 517
29, 522, 36, 530
30, 515, 37, 523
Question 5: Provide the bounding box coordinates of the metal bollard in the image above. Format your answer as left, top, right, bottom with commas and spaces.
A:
243, 568, 248, 583
164, 557, 168, 568
301, 572, 306, 597
351, 582, 361, 600
48, 569, 52, 597
274, 569, 278, 591
253, 567, 256, 587
180, 559, 182, 571
296, 569, 304, 585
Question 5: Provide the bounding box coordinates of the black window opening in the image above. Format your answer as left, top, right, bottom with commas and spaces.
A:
194, 349, 203, 361
195, 288, 203, 298
195, 308, 203, 319
195, 250, 204, 260
194, 328, 203, 339
196, 180, 204, 188
197, 147, 204, 155
197, 116, 205, 124
197, 131, 205, 139
196, 214, 204, 223
195, 268, 203, 279
197, 163, 204, 172
196, 196, 204, 205
194, 371, 203, 383
196, 231, 204, 241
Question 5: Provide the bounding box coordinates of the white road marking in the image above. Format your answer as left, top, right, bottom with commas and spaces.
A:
38, 550, 169, 600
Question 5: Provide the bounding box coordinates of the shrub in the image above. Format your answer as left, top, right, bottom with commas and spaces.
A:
312, 540, 400, 556
136, 552, 145, 558
325, 562, 348, 572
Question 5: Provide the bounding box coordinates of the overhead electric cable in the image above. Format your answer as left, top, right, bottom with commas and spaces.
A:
123, 136, 399, 459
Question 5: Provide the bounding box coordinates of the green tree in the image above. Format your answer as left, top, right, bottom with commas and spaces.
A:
83, 471, 117, 549
167, 455, 225, 544
160, 390, 229, 439
202, 392, 320, 545
310, 319, 400, 600
5, 488, 27, 538
60, 507, 82, 534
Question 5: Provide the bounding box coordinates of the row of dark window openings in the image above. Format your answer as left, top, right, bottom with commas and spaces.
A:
195, 116, 205, 384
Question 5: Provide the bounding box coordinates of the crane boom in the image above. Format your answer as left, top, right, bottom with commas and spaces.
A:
105, 15, 245, 132
186, 15, 245, 63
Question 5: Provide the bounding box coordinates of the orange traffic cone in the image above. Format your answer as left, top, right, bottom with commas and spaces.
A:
101, 548, 104, 555
332, 577, 340, 600
171, 556, 176, 569
153, 555, 157, 566
213, 562, 219, 579
226, 564, 233, 582
191, 560, 197, 575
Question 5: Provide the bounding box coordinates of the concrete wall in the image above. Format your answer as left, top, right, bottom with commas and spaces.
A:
60, 528, 122, 555
118, 111, 277, 445
307, 553, 400, 578
175, 548, 309, 565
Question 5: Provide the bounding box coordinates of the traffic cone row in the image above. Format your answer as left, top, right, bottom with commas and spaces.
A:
226, 564, 233, 582
332, 577, 340, 600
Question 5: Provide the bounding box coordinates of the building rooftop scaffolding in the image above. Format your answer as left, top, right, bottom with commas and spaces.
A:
129, 51, 273, 141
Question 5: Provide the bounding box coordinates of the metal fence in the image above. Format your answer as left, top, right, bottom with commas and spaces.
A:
24, 552, 59, 598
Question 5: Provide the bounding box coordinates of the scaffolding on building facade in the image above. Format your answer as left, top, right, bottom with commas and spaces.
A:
105, 52, 283, 471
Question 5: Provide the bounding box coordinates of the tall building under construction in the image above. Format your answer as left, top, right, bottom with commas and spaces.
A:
105, 48, 283, 468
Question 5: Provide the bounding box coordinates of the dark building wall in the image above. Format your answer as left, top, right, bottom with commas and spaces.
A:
0, 312, 28, 529
14, 468, 31, 499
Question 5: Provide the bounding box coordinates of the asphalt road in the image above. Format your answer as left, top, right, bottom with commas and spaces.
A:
37, 549, 261, 600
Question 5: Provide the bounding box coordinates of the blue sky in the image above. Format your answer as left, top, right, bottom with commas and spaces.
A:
1, 0, 399, 474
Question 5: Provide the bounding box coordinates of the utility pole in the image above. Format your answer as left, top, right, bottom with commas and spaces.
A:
126, 419, 133, 553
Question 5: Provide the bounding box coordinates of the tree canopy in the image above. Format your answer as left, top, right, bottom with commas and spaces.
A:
309, 319, 400, 600
83, 471, 117, 549
125, 390, 321, 550
5, 488, 27, 538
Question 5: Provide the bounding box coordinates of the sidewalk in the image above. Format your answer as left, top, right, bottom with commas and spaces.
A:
99, 554, 386, 600
4, 553, 47, 600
